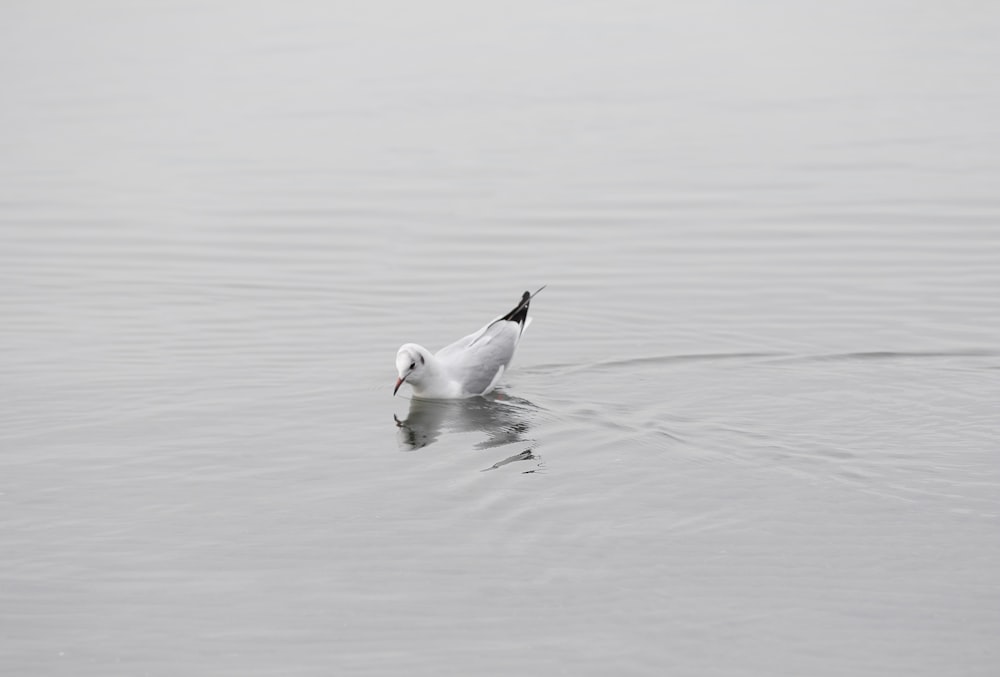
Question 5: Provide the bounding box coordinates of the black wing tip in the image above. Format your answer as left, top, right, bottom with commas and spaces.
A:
502, 286, 545, 325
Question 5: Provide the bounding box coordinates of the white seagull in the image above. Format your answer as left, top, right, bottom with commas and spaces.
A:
394, 286, 545, 399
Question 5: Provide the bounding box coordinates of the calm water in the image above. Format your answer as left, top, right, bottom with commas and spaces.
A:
2, 2, 999, 675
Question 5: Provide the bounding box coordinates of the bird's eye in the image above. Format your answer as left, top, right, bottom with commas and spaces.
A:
409, 361, 416, 370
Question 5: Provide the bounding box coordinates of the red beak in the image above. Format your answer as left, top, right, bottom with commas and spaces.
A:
393, 377, 405, 396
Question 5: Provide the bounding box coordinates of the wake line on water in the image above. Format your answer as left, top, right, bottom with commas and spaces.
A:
525, 352, 782, 375
770, 349, 998, 364
524, 349, 998, 374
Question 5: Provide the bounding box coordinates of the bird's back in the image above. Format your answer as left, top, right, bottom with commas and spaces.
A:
433, 290, 538, 396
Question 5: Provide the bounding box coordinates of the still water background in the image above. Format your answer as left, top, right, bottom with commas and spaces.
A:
2, 2, 999, 675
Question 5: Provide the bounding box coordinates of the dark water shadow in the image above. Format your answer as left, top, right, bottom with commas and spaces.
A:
480, 448, 541, 473
393, 394, 543, 472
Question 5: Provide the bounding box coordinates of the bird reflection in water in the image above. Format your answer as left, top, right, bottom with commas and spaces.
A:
393, 393, 543, 473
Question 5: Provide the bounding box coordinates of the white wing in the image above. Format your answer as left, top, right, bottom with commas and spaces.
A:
436, 311, 531, 359
436, 318, 528, 395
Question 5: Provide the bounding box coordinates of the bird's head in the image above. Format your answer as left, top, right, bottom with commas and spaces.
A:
394, 343, 428, 395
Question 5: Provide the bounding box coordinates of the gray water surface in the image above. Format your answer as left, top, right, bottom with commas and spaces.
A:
2, 2, 999, 675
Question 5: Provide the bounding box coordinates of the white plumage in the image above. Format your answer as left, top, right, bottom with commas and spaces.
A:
393, 287, 544, 399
